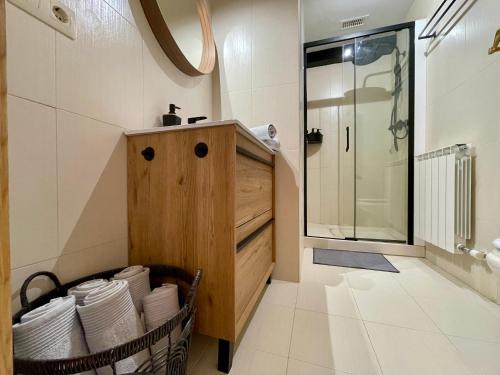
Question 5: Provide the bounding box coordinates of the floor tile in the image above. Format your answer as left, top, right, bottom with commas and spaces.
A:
449, 335, 500, 375
394, 264, 471, 301
286, 359, 340, 375
352, 290, 439, 332
346, 269, 406, 295
187, 334, 215, 372
366, 322, 473, 375
296, 282, 360, 319
416, 295, 500, 343
287, 358, 354, 375
261, 280, 298, 308
189, 342, 287, 375
289, 309, 381, 374
238, 301, 294, 357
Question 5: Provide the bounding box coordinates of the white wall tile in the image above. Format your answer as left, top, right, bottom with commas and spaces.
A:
56, 0, 143, 129
8, 96, 58, 269
221, 90, 252, 127
6, 3, 56, 106
11, 258, 59, 313
142, 40, 213, 127
57, 110, 127, 255
56, 237, 128, 283
252, 0, 299, 88
103, 0, 136, 26
212, 0, 253, 94
252, 83, 300, 150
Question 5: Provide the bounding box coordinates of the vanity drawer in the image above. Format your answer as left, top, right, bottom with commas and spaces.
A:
235, 152, 273, 227
235, 223, 273, 323
236, 209, 273, 244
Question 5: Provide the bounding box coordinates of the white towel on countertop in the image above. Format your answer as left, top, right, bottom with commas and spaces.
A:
142, 284, 181, 359
113, 266, 151, 313
68, 279, 109, 306
250, 124, 277, 140
77, 280, 149, 375
13, 295, 94, 374
263, 137, 280, 151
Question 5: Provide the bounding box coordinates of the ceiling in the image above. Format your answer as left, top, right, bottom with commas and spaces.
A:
303, 0, 416, 42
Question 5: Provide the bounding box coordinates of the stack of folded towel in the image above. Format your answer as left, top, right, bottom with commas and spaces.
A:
68, 279, 109, 306
250, 124, 280, 151
113, 265, 151, 313
77, 280, 149, 375
13, 295, 93, 374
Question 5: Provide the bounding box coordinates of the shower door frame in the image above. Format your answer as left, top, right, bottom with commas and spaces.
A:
303, 21, 416, 245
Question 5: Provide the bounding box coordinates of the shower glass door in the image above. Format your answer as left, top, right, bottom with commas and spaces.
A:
305, 25, 413, 243
305, 41, 355, 239
354, 29, 410, 242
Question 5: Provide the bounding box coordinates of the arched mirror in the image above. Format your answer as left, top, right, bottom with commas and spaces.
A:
141, 0, 216, 76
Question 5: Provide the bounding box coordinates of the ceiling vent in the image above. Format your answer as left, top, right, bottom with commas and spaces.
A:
341, 15, 369, 30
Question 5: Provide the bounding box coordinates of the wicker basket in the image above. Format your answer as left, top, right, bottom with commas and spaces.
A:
12, 265, 202, 375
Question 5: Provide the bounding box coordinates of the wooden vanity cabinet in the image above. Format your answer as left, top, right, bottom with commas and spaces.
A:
126, 122, 275, 373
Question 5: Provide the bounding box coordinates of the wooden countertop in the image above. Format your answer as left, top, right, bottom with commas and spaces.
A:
124, 120, 276, 155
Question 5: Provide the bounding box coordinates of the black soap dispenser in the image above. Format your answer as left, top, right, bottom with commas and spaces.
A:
162, 104, 182, 126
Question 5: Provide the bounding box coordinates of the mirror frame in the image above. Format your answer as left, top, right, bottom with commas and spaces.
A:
141, 0, 216, 76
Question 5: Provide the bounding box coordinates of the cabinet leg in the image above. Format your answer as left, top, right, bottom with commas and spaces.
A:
217, 339, 234, 374
266, 276, 272, 285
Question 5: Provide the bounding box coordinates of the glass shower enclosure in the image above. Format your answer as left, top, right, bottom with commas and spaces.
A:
304, 23, 414, 244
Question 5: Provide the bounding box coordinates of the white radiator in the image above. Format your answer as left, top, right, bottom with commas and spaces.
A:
415, 144, 472, 253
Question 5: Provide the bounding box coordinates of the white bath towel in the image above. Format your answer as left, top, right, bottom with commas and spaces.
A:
263, 137, 280, 151
250, 124, 277, 140
113, 266, 151, 313
142, 284, 181, 357
68, 279, 109, 306
77, 280, 149, 375
13, 295, 93, 374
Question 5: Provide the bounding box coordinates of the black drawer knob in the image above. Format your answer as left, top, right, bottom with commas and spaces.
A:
194, 142, 208, 158
141, 147, 155, 161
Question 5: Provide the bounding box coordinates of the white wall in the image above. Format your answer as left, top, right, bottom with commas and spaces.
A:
7, 0, 213, 312
212, 0, 301, 281
407, 0, 500, 303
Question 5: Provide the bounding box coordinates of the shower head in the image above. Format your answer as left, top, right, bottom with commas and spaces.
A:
353, 34, 398, 65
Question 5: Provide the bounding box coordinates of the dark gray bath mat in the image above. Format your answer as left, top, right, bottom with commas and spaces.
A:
313, 248, 399, 273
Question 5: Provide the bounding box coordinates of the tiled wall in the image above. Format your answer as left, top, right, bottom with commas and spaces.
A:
407, 0, 500, 303
211, 0, 301, 281
7, 0, 213, 312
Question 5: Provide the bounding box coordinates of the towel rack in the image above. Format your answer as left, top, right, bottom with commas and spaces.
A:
418, 0, 473, 40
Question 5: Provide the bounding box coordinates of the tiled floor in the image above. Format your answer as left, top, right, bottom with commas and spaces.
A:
187, 248, 500, 375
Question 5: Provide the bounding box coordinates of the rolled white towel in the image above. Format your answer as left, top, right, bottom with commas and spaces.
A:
68, 279, 109, 306
13, 295, 93, 374
142, 284, 181, 358
250, 124, 277, 140
113, 266, 151, 313
77, 280, 149, 375
263, 137, 280, 151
